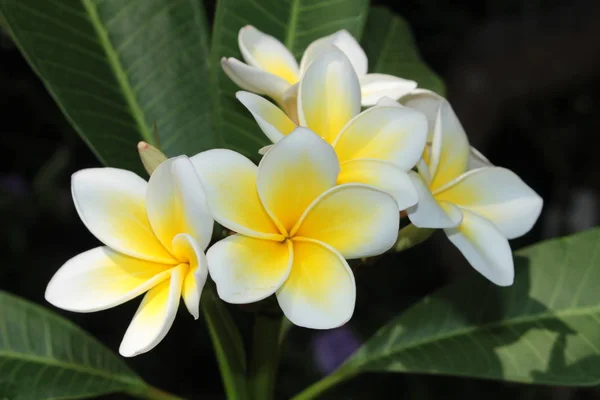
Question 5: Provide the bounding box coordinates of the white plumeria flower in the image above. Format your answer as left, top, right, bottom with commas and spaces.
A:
236, 47, 427, 210
191, 128, 399, 329
221, 25, 417, 115
45, 157, 213, 357
399, 91, 543, 286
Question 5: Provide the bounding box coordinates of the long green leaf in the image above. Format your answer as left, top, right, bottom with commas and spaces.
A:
0, 291, 146, 399
210, 0, 370, 159
0, 0, 215, 173
361, 7, 445, 96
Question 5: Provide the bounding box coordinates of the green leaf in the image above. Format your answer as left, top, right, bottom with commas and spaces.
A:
0, 291, 146, 399
344, 228, 600, 386
0, 0, 215, 173
361, 7, 445, 96
210, 0, 370, 160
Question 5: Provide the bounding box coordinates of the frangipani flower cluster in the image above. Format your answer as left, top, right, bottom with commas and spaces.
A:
45, 27, 543, 357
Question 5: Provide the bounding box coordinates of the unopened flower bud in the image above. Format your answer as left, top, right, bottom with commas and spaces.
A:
138, 141, 167, 175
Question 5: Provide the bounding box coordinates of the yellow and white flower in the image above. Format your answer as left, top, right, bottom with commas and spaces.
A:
236, 47, 427, 210
191, 128, 399, 329
222, 25, 417, 114
399, 90, 543, 286
45, 157, 213, 357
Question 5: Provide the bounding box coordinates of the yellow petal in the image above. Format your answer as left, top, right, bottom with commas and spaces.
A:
276, 238, 355, 329
172, 234, 208, 319
207, 234, 292, 304
257, 128, 339, 233
236, 91, 297, 143
293, 184, 398, 259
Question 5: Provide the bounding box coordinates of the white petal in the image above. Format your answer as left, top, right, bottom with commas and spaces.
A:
171, 234, 208, 319
337, 160, 418, 210
257, 127, 339, 233
221, 57, 290, 103
207, 234, 292, 304
119, 265, 185, 357
435, 167, 543, 239
298, 47, 361, 143
406, 171, 462, 228
236, 91, 296, 143
359, 74, 418, 106
147, 156, 213, 252
45, 247, 172, 312
401, 89, 444, 137
468, 146, 493, 170
445, 210, 514, 286
191, 149, 281, 240
300, 29, 368, 77
376, 96, 403, 108
277, 239, 355, 329
71, 168, 174, 263
238, 25, 299, 84
332, 105, 427, 171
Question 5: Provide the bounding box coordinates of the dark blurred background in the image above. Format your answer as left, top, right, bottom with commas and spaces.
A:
1, 0, 599, 398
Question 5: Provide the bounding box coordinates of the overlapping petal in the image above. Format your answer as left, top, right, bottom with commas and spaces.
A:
298, 48, 361, 143
221, 57, 290, 102
207, 234, 292, 304
191, 149, 281, 240
171, 233, 208, 319
71, 168, 175, 263
299, 29, 367, 76
277, 239, 355, 329
445, 210, 514, 286
236, 91, 296, 143
407, 172, 462, 228
359, 74, 417, 106
257, 128, 339, 233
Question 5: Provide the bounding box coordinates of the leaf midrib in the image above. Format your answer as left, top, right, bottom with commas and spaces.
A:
348, 303, 600, 371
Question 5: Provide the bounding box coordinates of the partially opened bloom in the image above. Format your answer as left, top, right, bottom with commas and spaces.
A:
191, 128, 399, 329
45, 157, 213, 357
236, 47, 427, 210
401, 91, 543, 286
222, 25, 417, 114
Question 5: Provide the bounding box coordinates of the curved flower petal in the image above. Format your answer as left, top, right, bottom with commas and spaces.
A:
359, 74, 417, 106
45, 247, 172, 313
445, 210, 514, 286
401, 89, 444, 138
71, 168, 174, 263
238, 25, 299, 84
258, 128, 339, 233
337, 160, 418, 210
277, 239, 355, 329
300, 29, 367, 77
236, 91, 297, 143
221, 57, 290, 103
171, 234, 208, 319
332, 105, 427, 171
281, 83, 299, 123
298, 47, 361, 143
375, 96, 402, 108
147, 156, 213, 252
191, 149, 281, 240
119, 265, 185, 357
468, 146, 493, 170
293, 184, 398, 259
435, 167, 543, 239
406, 172, 462, 228
207, 234, 292, 304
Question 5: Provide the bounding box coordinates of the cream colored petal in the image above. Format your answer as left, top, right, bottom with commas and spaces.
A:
337, 160, 418, 210
468, 146, 493, 170
171, 234, 208, 320
332, 105, 427, 171
435, 167, 543, 239
71, 168, 174, 264
376, 96, 403, 108
401, 88, 444, 139
45, 247, 172, 313
191, 149, 281, 240
293, 184, 398, 259
276, 239, 355, 329
221, 57, 290, 103
238, 25, 300, 84
406, 171, 462, 228
359, 74, 418, 106
119, 265, 185, 357
445, 210, 514, 286
236, 91, 297, 143
257, 127, 339, 233
298, 47, 361, 143
300, 29, 368, 76
147, 156, 213, 252
207, 234, 292, 304
281, 83, 299, 124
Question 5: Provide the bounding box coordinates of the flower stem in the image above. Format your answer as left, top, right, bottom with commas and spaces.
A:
248, 312, 282, 400
289, 369, 355, 400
